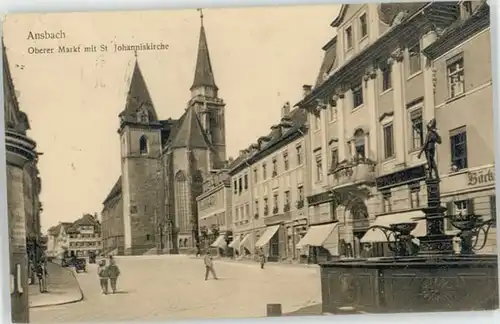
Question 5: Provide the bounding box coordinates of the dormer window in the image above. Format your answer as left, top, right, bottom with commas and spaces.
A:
461, 1, 473, 18
359, 14, 368, 39
139, 135, 148, 155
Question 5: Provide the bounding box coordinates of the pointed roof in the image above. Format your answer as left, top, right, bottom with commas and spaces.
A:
170, 106, 211, 149
120, 58, 158, 121
190, 14, 218, 91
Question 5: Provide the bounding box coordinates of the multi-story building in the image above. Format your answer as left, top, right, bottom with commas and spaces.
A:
422, 2, 496, 253
101, 178, 124, 255
46, 222, 72, 257
228, 102, 308, 261
67, 214, 102, 257
196, 169, 232, 253
297, 2, 466, 259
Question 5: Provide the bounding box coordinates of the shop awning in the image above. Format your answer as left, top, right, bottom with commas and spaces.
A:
228, 236, 240, 249
360, 210, 427, 243
255, 225, 280, 248
296, 223, 340, 256
211, 235, 227, 248
240, 234, 252, 252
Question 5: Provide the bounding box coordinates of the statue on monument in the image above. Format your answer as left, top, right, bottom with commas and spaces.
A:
418, 118, 442, 179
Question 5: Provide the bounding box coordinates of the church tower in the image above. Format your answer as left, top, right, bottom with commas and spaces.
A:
118, 56, 163, 255
188, 9, 226, 169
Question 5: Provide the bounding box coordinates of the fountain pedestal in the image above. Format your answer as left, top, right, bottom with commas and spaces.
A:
318, 177, 498, 314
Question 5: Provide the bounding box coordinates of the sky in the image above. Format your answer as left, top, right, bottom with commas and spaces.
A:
3, 5, 340, 232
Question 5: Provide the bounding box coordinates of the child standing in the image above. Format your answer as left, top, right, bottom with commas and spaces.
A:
98, 260, 109, 294
107, 258, 121, 294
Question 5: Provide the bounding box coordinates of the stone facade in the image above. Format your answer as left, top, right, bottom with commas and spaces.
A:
3, 40, 41, 323
297, 2, 474, 259
196, 169, 232, 252
228, 103, 308, 261
101, 17, 227, 255
423, 2, 496, 254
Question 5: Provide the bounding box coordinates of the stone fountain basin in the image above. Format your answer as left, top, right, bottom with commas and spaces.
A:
319, 254, 498, 314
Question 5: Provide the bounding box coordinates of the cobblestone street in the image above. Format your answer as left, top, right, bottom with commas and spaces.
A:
30, 255, 321, 322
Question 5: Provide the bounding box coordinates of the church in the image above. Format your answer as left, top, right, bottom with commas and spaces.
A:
101, 12, 227, 256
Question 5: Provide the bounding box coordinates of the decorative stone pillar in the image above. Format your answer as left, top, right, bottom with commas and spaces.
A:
5, 129, 37, 323
318, 99, 329, 180
388, 48, 406, 165
364, 66, 378, 159
335, 91, 347, 161
422, 30, 438, 126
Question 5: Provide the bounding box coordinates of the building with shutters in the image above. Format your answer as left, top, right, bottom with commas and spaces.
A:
101, 13, 228, 255
196, 169, 232, 254
296, 2, 478, 260
422, 2, 496, 254
227, 102, 309, 262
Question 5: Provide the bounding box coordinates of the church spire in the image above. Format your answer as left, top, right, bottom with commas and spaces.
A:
190, 9, 218, 92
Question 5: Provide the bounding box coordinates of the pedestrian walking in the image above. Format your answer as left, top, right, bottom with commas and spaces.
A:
258, 248, 266, 269
36, 262, 48, 293
195, 243, 201, 257
107, 258, 121, 294
98, 260, 109, 294
204, 251, 218, 280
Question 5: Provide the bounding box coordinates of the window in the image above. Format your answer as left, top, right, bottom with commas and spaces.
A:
450, 128, 468, 171
284, 191, 290, 205
353, 130, 366, 159
381, 64, 392, 92
233, 180, 237, 195
409, 184, 420, 209
139, 135, 148, 154
462, 1, 473, 17
255, 200, 259, 216
263, 197, 269, 215
447, 55, 465, 98
253, 168, 258, 183
382, 191, 392, 213
330, 148, 339, 171
359, 13, 368, 38
296, 145, 303, 165
244, 174, 248, 190
345, 26, 353, 50
408, 43, 421, 75
283, 151, 289, 171
245, 204, 250, 219
272, 158, 278, 177
314, 113, 321, 130
328, 100, 337, 122
383, 123, 394, 159
409, 109, 424, 150
273, 193, 279, 212
174, 171, 189, 232
352, 84, 363, 108
298, 186, 304, 201
315, 154, 323, 182
262, 163, 267, 179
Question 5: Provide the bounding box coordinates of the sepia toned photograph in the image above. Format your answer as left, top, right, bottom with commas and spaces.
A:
2, 1, 498, 323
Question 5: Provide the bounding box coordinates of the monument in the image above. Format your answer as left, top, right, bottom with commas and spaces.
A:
319, 119, 498, 314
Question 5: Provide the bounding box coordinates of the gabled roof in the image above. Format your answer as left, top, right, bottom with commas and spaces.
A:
47, 222, 72, 236
120, 59, 159, 122
67, 214, 100, 234
191, 22, 218, 91
315, 38, 338, 87
169, 106, 212, 149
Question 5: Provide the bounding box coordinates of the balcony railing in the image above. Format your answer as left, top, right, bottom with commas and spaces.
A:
329, 157, 376, 188
272, 206, 279, 215
296, 200, 304, 209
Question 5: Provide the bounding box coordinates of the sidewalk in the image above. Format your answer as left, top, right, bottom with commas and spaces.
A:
28, 262, 84, 308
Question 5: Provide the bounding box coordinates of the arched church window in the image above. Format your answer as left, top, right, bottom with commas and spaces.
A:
175, 171, 189, 233
139, 135, 148, 155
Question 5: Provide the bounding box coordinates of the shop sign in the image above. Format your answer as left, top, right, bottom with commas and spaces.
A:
467, 166, 495, 187
376, 164, 426, 190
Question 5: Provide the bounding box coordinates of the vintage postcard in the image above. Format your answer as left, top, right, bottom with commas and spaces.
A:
2, 1, 498, 323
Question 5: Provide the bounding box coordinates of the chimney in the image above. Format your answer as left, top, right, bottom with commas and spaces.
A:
302, 85, 312, 98
281, 101, 291, 118
271, 124, 282, 138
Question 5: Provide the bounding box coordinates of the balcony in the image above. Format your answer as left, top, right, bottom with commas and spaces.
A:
329, 157, 376, 189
